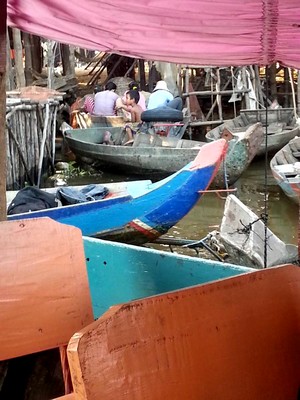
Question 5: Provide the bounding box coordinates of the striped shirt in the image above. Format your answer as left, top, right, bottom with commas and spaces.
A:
83, 95, 95, 114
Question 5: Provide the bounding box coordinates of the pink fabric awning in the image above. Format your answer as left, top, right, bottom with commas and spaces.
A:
7, 0, 300, 68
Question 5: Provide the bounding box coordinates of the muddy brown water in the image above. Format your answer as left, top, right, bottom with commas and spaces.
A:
68, 157, 299, 258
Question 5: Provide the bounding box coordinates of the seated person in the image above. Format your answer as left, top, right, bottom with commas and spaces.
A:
128, 81, 147, 111
117, 90, 143, 123
63, 91, 83, 128
93, 82, 118, 116
115, 81, 146, 120
81, 84, 102, 114
147, 80, 182, 111
119, 90, 143, 145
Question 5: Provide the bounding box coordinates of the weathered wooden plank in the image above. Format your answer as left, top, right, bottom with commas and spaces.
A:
0, 218, 93, 361
67, 265, 300, 400
273, 163, 298, 175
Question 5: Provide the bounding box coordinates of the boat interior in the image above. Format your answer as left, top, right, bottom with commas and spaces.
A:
207, 108, 297, 140
1, 218, 300, 399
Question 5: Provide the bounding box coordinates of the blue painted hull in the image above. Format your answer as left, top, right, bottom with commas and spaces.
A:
8, 144, 222, 244
83, 237, 253, 319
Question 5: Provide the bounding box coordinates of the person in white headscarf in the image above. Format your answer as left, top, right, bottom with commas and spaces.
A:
147, 80, 182, 110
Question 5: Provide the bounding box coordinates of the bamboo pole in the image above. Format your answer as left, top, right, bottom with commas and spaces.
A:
184, 67, 192, 138
52, 105, 58, 167
242, 67, 250, 109
216, 68, 223, 121
87, 53, 110, 85
103, 56, 125, 85
6, 123, 34, 186
0, 0, 7, 220
182, 89, 250, 97
184, 67, 190, 117
124, 60, 137, 78
47, 40, 57, 89
288, 68, 298, 119
37, 103, 50, 187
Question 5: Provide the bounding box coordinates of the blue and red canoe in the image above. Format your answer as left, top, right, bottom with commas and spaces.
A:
7, 139, 227, 244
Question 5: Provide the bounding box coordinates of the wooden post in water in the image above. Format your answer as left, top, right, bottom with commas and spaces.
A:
12, 28, 25, 88
47, 40, 57, 89
0, 0, 7, 221
6, 28, 14, 90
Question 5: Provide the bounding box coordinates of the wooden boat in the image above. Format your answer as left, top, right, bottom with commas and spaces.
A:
208, 194, 298, 268
83, 235, 253, 319
71, 112, 126, 129
63, 122, 264, 188
7, 139, 227, 244
66, 264, 300, 400
270, 135, 300, 203
205, 108, 300, 157
0, 218, 254, 398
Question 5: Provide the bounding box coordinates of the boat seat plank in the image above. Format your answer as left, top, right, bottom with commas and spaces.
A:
0, 218, 94, 361
292, 151, 300, 158
273, 163, 300, 175
67, 266, 300, 400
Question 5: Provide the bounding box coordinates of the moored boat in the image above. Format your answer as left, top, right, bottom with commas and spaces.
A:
206, 108, 300, 157
64, 122, 263, 188
209, 194, 298, 268
83, 235, 253, 318
270, 135, 300, 203
7, 139, 227, 244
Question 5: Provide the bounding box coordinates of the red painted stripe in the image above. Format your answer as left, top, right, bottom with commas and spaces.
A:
129, 220, 160, 239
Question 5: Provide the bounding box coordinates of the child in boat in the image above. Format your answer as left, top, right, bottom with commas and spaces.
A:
116, 81, 146, 113
116, 89, 143, 122
126, 90, 143, 123
120, 90, 143, 145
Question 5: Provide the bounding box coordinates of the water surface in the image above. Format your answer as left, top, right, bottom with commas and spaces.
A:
68, 158, 299, 257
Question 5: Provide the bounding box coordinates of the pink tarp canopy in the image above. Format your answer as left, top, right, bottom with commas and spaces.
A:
7, 0, 300, 68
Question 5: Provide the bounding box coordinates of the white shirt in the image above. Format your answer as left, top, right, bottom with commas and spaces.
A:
93, 90, 118, 116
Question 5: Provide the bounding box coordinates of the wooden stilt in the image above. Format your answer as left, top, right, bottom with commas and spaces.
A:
37, 102, 50, 187
0, 0, 7, 221
6, 28, 14, 90
288, 68, 298, 119
47, 40, 57, 89
138, 59, 146, 90
12, 28, 25, 88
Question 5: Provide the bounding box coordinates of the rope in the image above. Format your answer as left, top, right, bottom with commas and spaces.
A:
235, 214, 268, 236
228, 214, 272, 256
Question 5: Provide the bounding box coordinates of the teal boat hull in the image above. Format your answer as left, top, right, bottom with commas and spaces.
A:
83, 237, 253, 319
